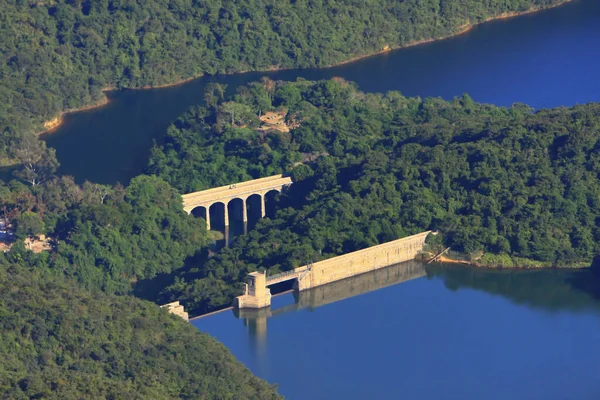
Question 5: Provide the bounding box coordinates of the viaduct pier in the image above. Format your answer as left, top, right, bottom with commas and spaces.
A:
182, 174, 292, 230
235, 231, 432, 309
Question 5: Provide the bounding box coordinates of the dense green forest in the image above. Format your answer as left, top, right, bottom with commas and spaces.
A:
1, 0, 567, 162
145, 78, 600, 313
0, 174, 209, 293
0, 263, 280, 399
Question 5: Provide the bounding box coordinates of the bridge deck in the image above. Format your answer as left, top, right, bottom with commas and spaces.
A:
182, 174, 292, 209
266, 267, 307, 286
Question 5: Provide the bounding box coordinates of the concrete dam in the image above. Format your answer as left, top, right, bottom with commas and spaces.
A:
234, 260, 427, 340
235, 231, 432, 309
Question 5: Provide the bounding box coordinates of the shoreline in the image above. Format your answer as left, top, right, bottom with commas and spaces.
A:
432, 254, 590, 270
187, 288, 295, 321
37, 96, 110, 136
326, 1, 573, 68
37, 0, 573, 135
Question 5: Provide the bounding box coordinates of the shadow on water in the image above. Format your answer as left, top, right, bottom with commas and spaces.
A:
426, 262, 600, 312
567, 256, 600, 302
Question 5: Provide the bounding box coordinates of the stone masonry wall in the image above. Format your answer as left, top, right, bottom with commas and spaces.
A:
295, 231, 431, 291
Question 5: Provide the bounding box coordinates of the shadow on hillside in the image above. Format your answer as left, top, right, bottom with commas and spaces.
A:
133, 248, 210, 304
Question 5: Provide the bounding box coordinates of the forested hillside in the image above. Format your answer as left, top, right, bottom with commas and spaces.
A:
0, 263, 280, 399
0, 174, 209, 294
146, 79, 600, 313
1, 0, 567, 161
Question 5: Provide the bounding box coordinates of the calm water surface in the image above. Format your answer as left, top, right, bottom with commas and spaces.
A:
193, 262, 600, 399
44, 0, 600, 184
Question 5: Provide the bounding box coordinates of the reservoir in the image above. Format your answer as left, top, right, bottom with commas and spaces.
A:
193, 262, 600, 399
43, 0, 600, 184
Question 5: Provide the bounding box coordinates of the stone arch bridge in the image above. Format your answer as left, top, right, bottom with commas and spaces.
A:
182, 174, 292, 230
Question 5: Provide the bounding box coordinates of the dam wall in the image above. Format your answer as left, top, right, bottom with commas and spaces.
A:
296, 260, 426, 309
295, 231, 431, 291
234, 261, 427, 338
235, 231, 432, 309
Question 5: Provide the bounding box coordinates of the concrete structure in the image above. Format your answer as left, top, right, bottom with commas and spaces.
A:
235, 271, 272, 309
182, 174, 292, 230
160, 301, 189, 321
235, 231, 432, 309
235, 260, 426, 339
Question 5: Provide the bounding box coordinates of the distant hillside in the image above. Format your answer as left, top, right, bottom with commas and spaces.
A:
1, 0, 568, 158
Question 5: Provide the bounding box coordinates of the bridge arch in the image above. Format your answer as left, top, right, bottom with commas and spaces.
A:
264, 189, 281, 218
246, 193, 265, 222
208, 202, 227, 231
190, 206, 209, 229
227, 197, 247, 224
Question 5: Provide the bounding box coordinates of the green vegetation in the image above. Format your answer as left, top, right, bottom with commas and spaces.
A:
2, 0, 567, 161
0, 175, 209, 294
146, 78, 600, 314
0, 263, 280, 399
0, 0, 585, 394
0, 144, 285, 397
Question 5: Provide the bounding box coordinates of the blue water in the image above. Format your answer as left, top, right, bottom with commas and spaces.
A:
193, 265, 600, 399
45, 0, 600, 184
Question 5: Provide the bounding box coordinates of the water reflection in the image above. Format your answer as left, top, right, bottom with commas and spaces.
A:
231, 262, 600, 350
194, 263, 600, 399
426, 263, 600, 312
233, 260, 426, 341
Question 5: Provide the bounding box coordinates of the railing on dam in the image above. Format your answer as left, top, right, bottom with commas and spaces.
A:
266, 268, 304, 286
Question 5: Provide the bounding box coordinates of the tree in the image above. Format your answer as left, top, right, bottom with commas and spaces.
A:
13, 135, 58, 186
203, 83, 227, 108
15, 211, 45, 240
261, 77, 276, 102
82, 181, 113, 204
217, 102, 258, 128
